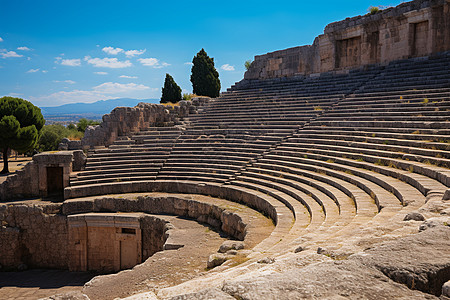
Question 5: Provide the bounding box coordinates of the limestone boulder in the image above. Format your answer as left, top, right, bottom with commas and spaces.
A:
207, 253, 227, 269
218, 240, 244, 253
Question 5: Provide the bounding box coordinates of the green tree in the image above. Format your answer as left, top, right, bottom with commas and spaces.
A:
77, 118, 100, 133
0, 96, 44, 173
37, 124, 83, 152
161, 73, 182, 103
190, 49, 221, 98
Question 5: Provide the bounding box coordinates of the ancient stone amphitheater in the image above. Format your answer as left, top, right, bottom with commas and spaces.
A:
1, 0, 450, 299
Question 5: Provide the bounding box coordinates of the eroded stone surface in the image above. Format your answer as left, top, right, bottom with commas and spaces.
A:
218, 240, 245, 253
352, 227, 450, 296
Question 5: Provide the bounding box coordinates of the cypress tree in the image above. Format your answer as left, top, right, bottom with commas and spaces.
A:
190, 49, 221, 98
161, 73, 182, 103
0, 96, 44, 173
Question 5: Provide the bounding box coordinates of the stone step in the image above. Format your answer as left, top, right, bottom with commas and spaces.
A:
254, 155, 416, 211
288, 137, 450, 160
155, 174, 227, 183
162, 162, 242, 172
238, 171, 342, 222
268, 148, 449, 195
242, 166, 355, 215
316, 115, 449, 122
70, 175, 158, 187
75, 167, 161, 178
302, 125, 450, 136
165, 153, 254, 162
309, 120, 450, 129
85, 162, 164, 171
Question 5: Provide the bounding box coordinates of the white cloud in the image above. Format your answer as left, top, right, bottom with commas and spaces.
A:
221, 64, 235, 71
120, 75, 138, 79
0, 37, 3, 42
60, 58, 81, 66
54, 80, 76, 84
42, 70, 48, 73
30, 90, 112, 106
30, 82, 157, 106
184, 62, 193, 66
102, 46, 124, 55
93, 82, 150, 94
27, 68, 40, 73
94, 71, 108, 75
17, 46, 31, 51
138, 58, 170, 68
1, 51, 23, 58
138, 57, 158, 66
8, 93, 22, 96
124, 49, 146, 57
85, 56, 132, 68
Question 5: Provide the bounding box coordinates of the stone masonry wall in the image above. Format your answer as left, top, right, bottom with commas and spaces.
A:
81, 97, 210, 149
0, 203, 67, 270
140, 215, 170, 260
244, 0, 450, 79
0, 151, 80, 202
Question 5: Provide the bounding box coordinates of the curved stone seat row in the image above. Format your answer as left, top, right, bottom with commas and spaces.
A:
65, 181, 301, 252
69, 52, 450, 259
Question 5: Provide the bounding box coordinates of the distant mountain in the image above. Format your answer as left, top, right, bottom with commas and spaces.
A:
41, 98, 159, 116
41, 98, 159, 123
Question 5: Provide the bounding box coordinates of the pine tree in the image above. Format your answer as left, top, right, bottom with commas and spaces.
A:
0, 96, 44, 173
161, 73, 182, 103
190, 49, 221, 98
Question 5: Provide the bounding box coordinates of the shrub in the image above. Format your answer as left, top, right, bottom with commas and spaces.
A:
368, 6, 380, 14
161, 73, 182, 104
182, 93, 193, 101
76, 118, 100, 133
245, 60, 253, 71
190, 49, 221, 98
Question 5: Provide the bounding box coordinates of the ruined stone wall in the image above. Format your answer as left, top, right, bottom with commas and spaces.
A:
62, 195, 248, 241
140, 216, 170, 259
244, 0, 450, 79
0, 203, 67, 270
0, 151, 80, 202
81, 98, 210, 149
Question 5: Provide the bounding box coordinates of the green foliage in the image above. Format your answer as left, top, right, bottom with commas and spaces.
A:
0, 96, 44, 173
37, 124, 83, 152
182, 93, 193, 101
368, 6, 380, 14
161, 73, 182, 104
76, 118, 100, 133
190, 49, 221, 98
245, 60, 253, 71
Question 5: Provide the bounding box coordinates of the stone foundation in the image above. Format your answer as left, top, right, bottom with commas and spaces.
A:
0, 204, 67, 270
0, 194, 250, 271
244, 0, 450, 80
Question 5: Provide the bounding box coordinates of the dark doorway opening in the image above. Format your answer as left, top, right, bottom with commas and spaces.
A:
46, 167, 63, 200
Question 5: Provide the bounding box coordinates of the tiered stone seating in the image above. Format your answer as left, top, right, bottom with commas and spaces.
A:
67, 51, 450, 256
156, 69, 380, 184
70, 127, 182, 186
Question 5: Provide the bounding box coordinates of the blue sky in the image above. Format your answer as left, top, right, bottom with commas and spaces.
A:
0, 0, 403, 107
